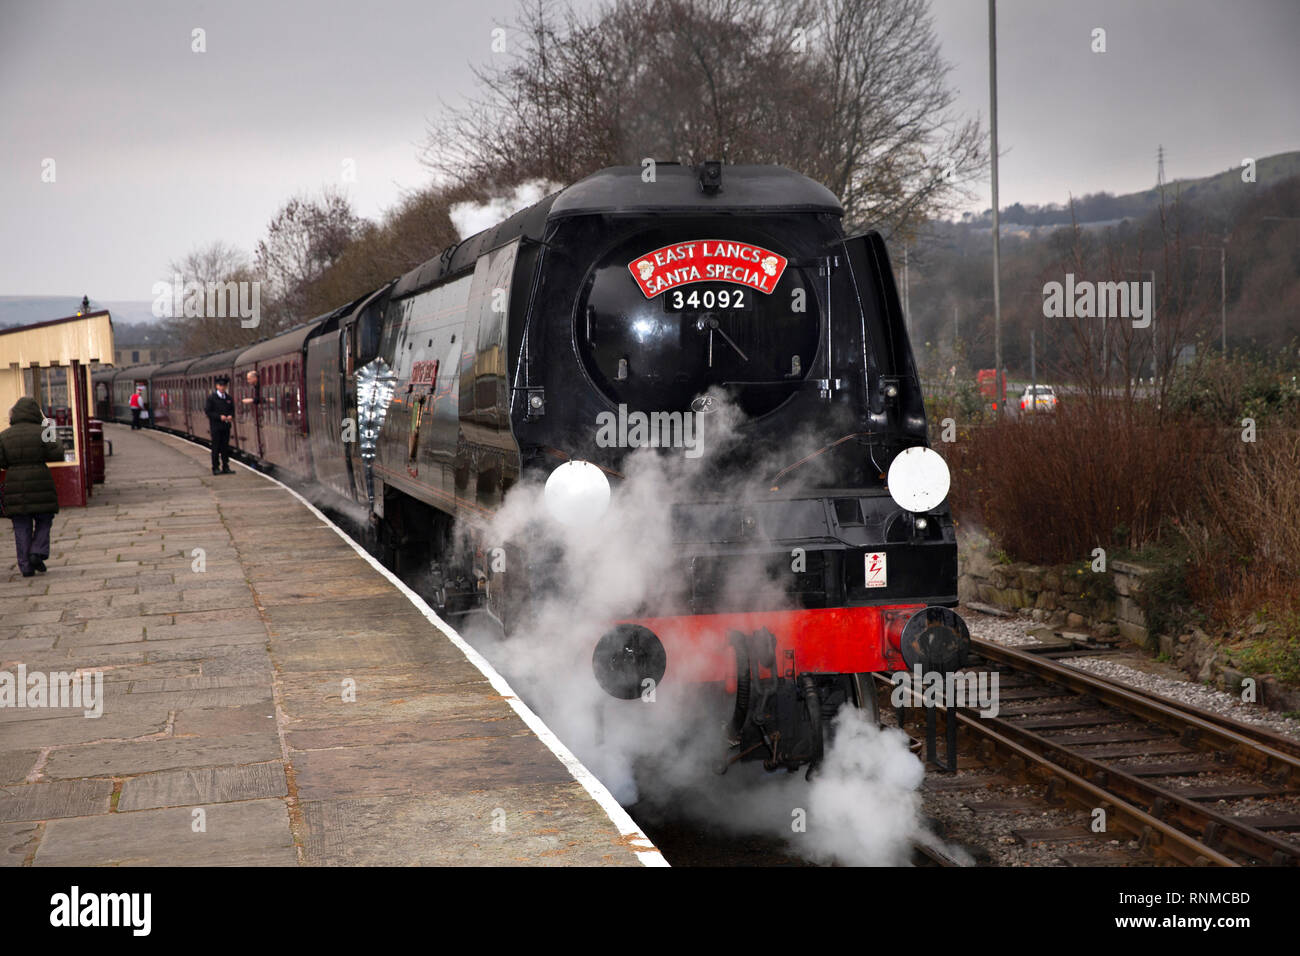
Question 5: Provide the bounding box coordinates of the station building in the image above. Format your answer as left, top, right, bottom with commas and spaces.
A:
0, 309, 114, 507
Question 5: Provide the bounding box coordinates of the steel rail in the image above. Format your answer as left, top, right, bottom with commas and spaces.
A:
876, 675, 1236, 867
973, 708, 1300, 865
971, 638, 1300, 778
997, 643, 1300, 761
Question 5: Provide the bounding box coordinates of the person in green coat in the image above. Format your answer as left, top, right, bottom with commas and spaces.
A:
0, 396, 62, 577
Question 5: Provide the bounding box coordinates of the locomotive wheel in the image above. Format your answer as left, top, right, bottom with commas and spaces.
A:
852, 672, 881, 728
800, 674, 824, 780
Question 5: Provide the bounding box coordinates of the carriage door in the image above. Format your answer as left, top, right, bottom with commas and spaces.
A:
254, 365, 266, 458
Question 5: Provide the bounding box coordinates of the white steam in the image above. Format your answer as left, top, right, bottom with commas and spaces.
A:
449, 180, 560, 240
797, 706, 926, 865
625, 705, 928, 866
456, 387, 936, 865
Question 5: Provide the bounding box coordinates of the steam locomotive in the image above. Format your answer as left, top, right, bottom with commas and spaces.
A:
95, 162, 968, 776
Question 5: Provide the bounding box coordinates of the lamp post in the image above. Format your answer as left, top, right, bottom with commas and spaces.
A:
1029, 329, 1036, 415
902, 245, 910, 336
1123, 269, 1157, 379
1190, 244, 1226, 353
988, 0, 1003, 417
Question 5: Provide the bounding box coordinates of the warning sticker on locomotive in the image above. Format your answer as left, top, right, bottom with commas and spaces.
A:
864, 552, 888, 588
628, 241, 788, 298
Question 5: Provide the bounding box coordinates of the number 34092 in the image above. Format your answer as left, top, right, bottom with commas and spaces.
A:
664, 287, 750, 312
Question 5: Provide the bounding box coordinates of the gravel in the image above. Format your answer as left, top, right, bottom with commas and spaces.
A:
1062, 656, 1300, 740
960, 606, 1300, 743
959, 607, 1041, 647
918, 771, 1147, 866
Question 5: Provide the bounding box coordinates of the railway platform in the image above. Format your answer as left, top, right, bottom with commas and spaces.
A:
0, 424, 661, 866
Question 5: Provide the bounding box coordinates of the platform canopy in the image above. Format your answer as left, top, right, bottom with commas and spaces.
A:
0, 310, 114, 367
0, 309, 115, 507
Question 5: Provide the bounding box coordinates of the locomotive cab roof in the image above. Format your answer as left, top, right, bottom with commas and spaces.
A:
390, 163, 842, 301
549, 163, 843, 218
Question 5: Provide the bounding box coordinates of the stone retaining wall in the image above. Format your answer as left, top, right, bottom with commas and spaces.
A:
957, 534, 1150, 643
957, 531, 1300, 714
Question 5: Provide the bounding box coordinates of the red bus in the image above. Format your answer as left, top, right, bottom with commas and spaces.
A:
977, 368, 1007, 409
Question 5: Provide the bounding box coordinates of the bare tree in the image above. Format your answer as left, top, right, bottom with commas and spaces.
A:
1050, 187, 1217, 420
423, 0, 984, 237
805, 0, 985, 236
255, 186, 364, 327
162, 241, 260, 354
166, 241, 248, 288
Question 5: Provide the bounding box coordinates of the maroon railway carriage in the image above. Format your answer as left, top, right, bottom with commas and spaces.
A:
150, 357, 198, 434
102, 323, 327, 482
86, 164, 967, 779
109, 363, 161, 423
229, 320, 322, 479
182, 347, 245, 447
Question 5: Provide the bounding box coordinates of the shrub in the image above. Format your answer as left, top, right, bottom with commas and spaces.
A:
1166, 349, 1300, 425
1181, 430, 1300, 620
941, 399, 1224, 566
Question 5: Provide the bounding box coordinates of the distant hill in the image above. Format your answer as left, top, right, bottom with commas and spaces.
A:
0, 295, 105, 329
1124, 151, 1300, 215
910, 150, 1300, 372
0, 296, 161, 331
963, 150, 1300, 228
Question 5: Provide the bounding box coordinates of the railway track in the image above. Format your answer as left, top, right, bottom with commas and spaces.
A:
330, 496, 1299, 866
910, 837, 968, 867
883, 638, 1300, 867
997, 641, 1300, 762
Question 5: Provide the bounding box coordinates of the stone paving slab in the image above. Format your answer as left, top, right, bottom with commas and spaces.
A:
291, 736, 577, 801
118, 761, 288, 811
0, 749, 40, 784
44, 732, 280, 779
286, 716, 517, 751
172, 700, 277, 737
0, 779, 115, 823
0, 424, 653, 866
33, 799, 299, 866
299, 784, 645, 866
0, 709, 171, 747
0, 821, 41, 866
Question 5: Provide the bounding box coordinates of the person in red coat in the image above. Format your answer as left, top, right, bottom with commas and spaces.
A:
129, 386, 144, 430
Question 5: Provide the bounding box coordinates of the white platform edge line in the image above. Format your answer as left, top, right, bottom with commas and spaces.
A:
159, 430, 667, 867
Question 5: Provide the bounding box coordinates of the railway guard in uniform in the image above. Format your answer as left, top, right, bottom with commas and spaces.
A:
204, 376, 235, 474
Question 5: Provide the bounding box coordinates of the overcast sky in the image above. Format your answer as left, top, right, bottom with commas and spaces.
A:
1, 0, 1296, 303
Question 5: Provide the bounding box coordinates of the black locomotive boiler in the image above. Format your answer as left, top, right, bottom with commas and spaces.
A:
96, 161, 969, 775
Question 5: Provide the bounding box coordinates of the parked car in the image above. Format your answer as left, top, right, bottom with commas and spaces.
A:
1020, 384, 1058, 412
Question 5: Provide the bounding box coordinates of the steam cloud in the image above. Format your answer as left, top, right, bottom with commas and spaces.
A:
456, 390, 940, 866
449, 180, 561, 240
